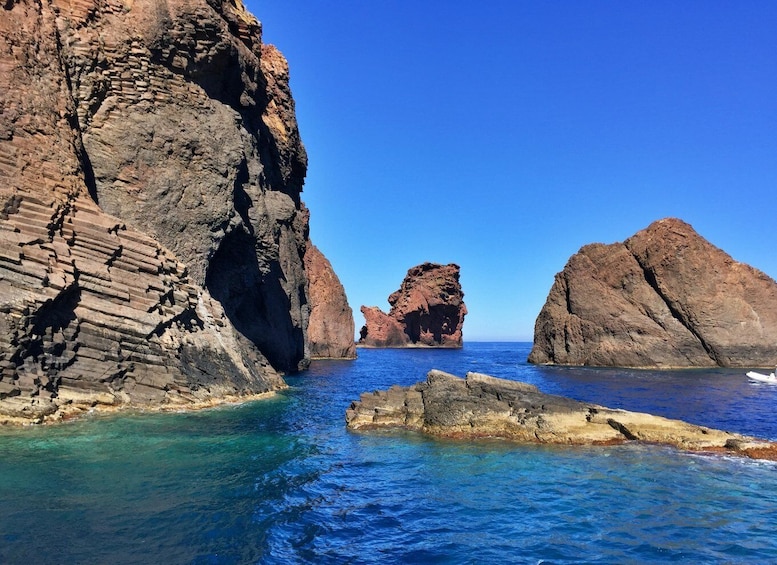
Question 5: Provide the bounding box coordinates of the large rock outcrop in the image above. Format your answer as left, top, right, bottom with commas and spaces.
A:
0, 0, 313, 422
304, 243, 356, 359
359, 263, 467, 348
346, 370, 777, 460
529, 218, 777, 368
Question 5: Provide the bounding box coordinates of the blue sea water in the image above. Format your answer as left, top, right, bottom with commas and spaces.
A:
1, 342, 777, 564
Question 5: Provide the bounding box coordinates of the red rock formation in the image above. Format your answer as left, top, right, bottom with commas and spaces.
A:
529, 218, 777, 368
304, 243, 356, 359
0, 0, 313, 422
359, 263, 467, 348
359, 306, 409, 348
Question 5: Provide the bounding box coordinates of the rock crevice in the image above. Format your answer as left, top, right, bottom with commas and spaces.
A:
631, 251, 717, 364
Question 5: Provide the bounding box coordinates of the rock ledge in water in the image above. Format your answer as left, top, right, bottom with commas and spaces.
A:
346, 370, 777, 460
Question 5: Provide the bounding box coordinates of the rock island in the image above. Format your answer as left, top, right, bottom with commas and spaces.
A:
359, 262, 467, 348
347, 369, 777, 461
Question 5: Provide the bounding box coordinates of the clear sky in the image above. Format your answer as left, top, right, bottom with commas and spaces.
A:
249, 0, 777, 342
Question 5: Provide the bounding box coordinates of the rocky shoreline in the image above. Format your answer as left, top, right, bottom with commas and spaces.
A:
0, 393, 282, 426
0, 0, 360, 424
0, 388, 284, 427
2, 0, 777, 430
346, 369, 777, 461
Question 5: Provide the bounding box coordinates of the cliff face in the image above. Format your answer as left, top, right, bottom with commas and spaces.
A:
529, 218, 777, 368
0, 0, 311, 422
359, 263, 467, 348
304, 243, 356, 359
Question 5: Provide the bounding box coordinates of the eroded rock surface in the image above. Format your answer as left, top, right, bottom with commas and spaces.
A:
359, 263, 466, 347
529, 218, 777, 368
346, 370, 777, 460
0, 0, 311, 422
304, 243, 356, 359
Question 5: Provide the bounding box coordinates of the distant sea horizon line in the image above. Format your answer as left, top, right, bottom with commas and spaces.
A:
349, 339, 534, 345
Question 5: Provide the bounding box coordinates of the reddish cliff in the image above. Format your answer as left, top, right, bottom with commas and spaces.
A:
359, 263, 467, 348
529, 218, 777, 368
304, 243, 356, 359
0, 0, 314, 422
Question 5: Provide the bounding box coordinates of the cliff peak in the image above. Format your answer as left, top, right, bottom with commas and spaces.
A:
529, 218, 777, 368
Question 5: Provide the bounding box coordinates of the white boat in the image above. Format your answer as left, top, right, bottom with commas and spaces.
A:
746, 371, 777, 383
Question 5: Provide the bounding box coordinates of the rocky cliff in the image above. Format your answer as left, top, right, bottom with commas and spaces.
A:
359, 263, 467, 348
346, 369, 777, 460
529, 218, 777, 368
304, 243, 356, 359
0, 0, 316, 422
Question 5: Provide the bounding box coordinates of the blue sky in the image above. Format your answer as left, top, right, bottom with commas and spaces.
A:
249, 0, 777, 341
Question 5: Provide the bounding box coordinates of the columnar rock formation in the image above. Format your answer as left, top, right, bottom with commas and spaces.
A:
304, 243, 356, 359
529, 218, 777, 368
359, 263, 467, 348
346, 370, 777, 460
0, 0, 317, 422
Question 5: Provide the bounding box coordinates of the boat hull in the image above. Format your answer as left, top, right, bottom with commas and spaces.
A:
747, 371, 777, 383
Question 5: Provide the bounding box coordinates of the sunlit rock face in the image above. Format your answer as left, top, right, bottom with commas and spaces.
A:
0, 0, 315, 422
529, 218, 777, 368
359, 263, 467, 348
304, 243, 356, 359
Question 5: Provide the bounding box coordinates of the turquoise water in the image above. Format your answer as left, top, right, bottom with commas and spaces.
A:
2, 343, 777, 564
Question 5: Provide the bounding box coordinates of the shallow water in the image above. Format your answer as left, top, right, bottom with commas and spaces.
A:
1, 343, 776, 564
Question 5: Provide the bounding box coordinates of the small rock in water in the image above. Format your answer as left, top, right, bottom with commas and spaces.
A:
347, 369, 777, 460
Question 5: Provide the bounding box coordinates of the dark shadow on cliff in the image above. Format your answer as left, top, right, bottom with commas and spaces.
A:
205, 227, 304, 373
11, 284, 81, 382
79, 144, 100, 205
403, 304, 462, 344
232, 159, 253, 230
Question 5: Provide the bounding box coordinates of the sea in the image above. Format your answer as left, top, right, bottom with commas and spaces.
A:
1, 342, 777, 564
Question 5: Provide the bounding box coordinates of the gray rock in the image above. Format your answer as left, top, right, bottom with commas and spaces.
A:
346, 370, 777, 460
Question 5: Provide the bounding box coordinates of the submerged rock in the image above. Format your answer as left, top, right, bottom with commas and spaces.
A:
0, 0, 315, 423
529, 218, 777, 368
359, 263, 467, 348
346, 370, 777, 460
304, 243, 356, 359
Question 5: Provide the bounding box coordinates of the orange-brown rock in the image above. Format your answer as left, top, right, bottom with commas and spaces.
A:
529, 218, 777, 368
359, 263, 467, 348
304, 243, 356, 359
358, 306, 408, 348
0, 0, 314, 423
346, 370, 777, 461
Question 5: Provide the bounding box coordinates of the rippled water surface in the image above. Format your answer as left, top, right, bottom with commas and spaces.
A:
2, 343, 777, 564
